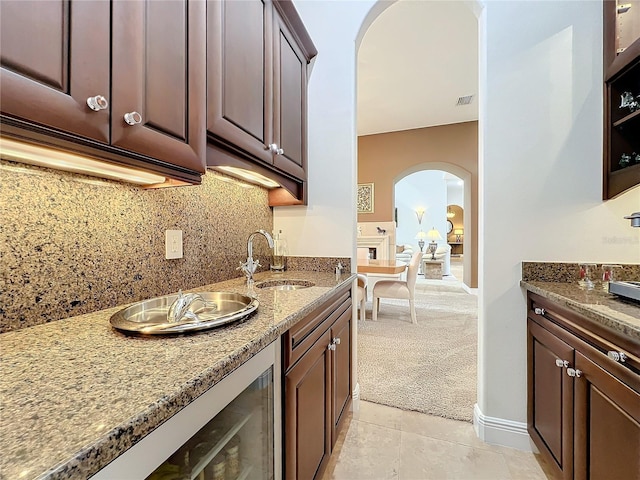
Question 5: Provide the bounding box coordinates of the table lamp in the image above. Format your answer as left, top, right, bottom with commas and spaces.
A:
454, 228, 464, 243
426, 227, 442, 260
415, 231, 427, 252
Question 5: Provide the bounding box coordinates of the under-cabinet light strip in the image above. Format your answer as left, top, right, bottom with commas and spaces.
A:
215, 165, 280, 188
0, 137, 166, 185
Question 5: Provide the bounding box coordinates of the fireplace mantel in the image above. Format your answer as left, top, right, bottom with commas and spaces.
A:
357, 235, 391, 261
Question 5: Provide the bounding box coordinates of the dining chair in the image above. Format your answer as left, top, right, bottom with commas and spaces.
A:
372, 250, 422, 324
356, 274, 367, 321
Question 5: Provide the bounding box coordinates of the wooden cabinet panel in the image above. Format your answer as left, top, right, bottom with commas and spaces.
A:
111, 0, 206, 174
527, 292, 640, 480
283, 284, 352, 480
331, 309, 352, 447
574, 352, 640, 480
207, 0, 273, 164
528, 319, 574, 480
285, 329, 332, 480
272, 12, 306, 180
0, 0, 110, 142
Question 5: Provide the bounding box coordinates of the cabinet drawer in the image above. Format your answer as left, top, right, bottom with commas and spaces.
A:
529, 293, 640, 376
283, 286, 351, 371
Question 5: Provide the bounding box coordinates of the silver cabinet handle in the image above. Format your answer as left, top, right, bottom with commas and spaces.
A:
124, 111, 143, 125
333, 337, 341, 345
267, 143, 284, 155
567, 368, 582, 378
328, 343, 336, 351
555, 359, 569, 368
607, 351, 627, 363
534, 307, 546, 315
86, 95, 109, 111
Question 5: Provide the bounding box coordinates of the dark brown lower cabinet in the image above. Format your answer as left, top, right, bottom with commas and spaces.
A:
573, 352, 640, 480
527, 292, 640, 480
528, 319, 574, 480
283, 284, 352, 480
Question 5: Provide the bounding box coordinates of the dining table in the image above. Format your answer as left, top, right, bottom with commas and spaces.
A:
356, 259, 407, 275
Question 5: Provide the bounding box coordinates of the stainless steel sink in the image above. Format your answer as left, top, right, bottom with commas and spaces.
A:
110, 292, 259, 335
255, 280, 314, 291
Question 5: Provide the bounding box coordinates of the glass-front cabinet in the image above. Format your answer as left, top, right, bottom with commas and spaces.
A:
94, 342, 280, 480
147, 369, 274, 480
603, 0, 640, 199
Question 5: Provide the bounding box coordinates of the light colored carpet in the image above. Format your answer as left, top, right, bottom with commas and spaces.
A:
357, 280, 477, 422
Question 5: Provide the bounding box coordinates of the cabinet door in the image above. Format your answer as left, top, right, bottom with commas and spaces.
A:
272, 9, 308, 180
527, 319, 574, 480
284, 329, 332, 480
331, 309, 352, 448
111, 0, 206, 174
573, 352, 640, 480
0, 0, 110, 142
207, 0, 274, 165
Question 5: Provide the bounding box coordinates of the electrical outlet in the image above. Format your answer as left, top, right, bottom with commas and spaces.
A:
165, 230, 183, 259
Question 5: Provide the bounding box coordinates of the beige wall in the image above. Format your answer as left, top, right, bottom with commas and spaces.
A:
358, 121, 478, 287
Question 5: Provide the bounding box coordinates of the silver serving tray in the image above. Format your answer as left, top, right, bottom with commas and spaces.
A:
110, 291, 259, 335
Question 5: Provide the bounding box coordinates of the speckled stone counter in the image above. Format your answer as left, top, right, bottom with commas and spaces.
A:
520, 281, 640, 341
0, 270, 355, 480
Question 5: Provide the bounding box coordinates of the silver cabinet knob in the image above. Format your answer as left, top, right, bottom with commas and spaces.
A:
534, 307, 546, 315
607, 351, 627, 363
328, 343, 336, 351
567, 368, 582, 378
86, 95, 108, 111
124, 111, 143, 125
333, 337, 341, 345
555, 359, 569, 368
267, 143, 284, 155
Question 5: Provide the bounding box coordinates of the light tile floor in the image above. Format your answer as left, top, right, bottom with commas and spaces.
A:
322, 401, 554, 480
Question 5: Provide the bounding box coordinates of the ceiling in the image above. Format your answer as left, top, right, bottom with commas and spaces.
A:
357, 0, 479, 136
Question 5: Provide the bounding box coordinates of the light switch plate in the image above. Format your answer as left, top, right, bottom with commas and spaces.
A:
165, 230, 183, 259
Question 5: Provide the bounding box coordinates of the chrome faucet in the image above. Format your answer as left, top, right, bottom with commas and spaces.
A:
239, 229, 274, 283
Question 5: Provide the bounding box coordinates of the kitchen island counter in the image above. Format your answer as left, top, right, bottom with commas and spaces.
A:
0, 270, 355, 480
521, 280, 640, 342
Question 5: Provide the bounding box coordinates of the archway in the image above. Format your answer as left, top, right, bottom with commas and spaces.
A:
393, 162, 474, 289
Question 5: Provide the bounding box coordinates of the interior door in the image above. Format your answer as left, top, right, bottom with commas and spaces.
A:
0, 0, 110, 142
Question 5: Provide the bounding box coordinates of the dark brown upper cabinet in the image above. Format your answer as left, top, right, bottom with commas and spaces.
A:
603, 0, 640, 199
0, 0, 206, 184
206, 0, 317, 203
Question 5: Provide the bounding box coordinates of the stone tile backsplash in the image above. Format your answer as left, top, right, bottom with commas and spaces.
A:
0, 159, 275, 332
522, 261, 640, 283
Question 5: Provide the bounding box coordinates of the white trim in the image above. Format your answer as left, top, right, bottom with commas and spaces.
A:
473, 403, 533, 451
461, 283, 479, 295
351, 383, 361, 412
94, 342, 280, 479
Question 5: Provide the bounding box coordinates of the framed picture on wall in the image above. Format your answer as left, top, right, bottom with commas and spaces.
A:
357, 183, 374, 213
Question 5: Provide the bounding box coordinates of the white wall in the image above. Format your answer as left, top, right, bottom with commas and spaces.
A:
479, 0, 640, 443
447, 180, 464, 209
273, 1, 376, 257
276, 0, 640, 450
395, 170, 448, 251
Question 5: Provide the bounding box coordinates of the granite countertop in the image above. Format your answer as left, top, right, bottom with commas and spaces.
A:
521, 280, 640, 341
0, 270, 355, 480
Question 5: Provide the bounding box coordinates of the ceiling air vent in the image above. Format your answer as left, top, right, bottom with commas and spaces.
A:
456, 95, 474, 106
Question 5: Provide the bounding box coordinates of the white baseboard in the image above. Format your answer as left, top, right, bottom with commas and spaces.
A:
461, 283, 478, 295
473, 404, 533, 451
351, 382, 361, 412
